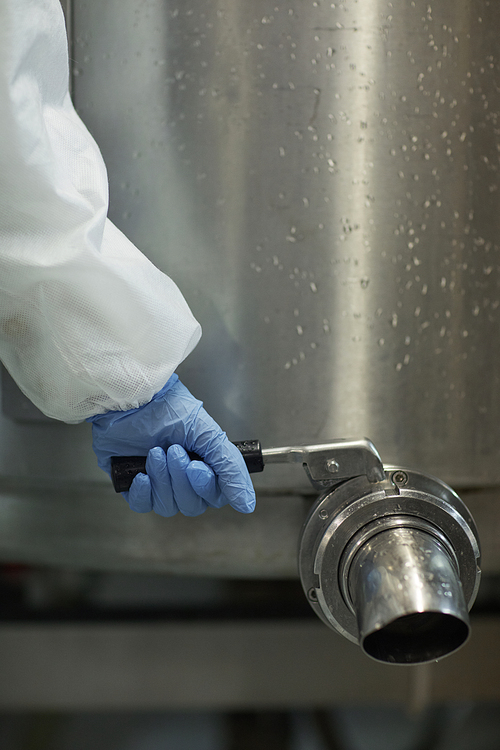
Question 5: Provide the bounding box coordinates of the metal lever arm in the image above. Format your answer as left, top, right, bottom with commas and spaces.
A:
111, 438, 385, 493
262, 438, 385, 491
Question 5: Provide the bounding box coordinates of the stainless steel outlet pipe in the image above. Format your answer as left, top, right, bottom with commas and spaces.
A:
346, 523, 470, 664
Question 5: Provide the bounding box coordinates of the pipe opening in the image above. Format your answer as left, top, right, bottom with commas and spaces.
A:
362, 611, 470, 664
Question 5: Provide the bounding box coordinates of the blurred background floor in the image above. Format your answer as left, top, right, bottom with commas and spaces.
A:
2, 704, 500, 750
1, 569, 500, 749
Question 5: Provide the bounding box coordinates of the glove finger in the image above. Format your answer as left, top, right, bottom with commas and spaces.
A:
146, 447, 178, 518
167, 445, 208, 517
188, 421, 256, 514
126, 472, 153, 514
158, 379, 255, 513
186, 461, 226, 509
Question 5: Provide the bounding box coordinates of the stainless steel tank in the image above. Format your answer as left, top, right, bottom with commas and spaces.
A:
70, 0, 500, 493
0, 0, 498, 590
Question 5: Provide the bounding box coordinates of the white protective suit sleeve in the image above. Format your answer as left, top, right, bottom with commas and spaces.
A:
0, 0, 202, 423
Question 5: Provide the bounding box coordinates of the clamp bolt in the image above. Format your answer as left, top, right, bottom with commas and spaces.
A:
392, 471, 409, 486
326, 458, 340, 474
308, 588, 318, 602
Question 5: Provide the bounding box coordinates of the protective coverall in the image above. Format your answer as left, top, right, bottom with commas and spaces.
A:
0, 0, 255, 516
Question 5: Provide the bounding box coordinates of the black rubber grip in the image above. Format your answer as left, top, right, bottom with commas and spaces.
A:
110, 440, 263, 493
232, 440, 265, 474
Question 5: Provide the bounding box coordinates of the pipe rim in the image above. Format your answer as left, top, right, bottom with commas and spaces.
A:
361, 611, 470, 665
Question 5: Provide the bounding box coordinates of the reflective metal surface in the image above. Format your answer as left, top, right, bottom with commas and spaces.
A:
70, 0, 500, 492
0, 477, 308, 578
299, 468, 481, 663
4, 475, 500, 581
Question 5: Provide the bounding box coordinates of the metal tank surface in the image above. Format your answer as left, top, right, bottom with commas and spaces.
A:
0, 0, 499, 591
71, 0, 500, 493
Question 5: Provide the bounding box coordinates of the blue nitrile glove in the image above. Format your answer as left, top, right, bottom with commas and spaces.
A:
89, 375, 256, 517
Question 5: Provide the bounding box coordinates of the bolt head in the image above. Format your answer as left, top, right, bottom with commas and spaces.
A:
308, 588, 318, 602
326, 458, 340, 474
392, 471, 409, 486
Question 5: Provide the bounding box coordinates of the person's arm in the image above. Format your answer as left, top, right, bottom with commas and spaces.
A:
0, 0, 200, 423
0, 0, 255, 516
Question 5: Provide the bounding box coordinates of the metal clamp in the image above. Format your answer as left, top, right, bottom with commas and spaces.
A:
298, 467, 482, 664
261, 437, 385, 491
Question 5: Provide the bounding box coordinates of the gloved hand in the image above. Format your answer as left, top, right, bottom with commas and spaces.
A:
89, 375, 256, 517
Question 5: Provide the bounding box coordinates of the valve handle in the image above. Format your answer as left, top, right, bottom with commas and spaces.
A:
110, 440, 264, 493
